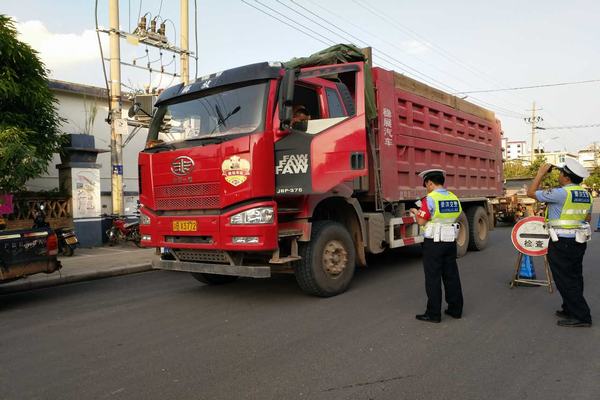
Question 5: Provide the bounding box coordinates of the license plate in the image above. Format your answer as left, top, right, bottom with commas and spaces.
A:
173, 220, 197, 232
65, 236, 78, 245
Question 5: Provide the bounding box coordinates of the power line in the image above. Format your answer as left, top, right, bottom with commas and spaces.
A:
455, 79, 600, 94
350, 0, 531, 110
240, 0, 332, 46
95, 0, 111, 114
276, 0, 463, 93
288, 1, 525, 117
537, 123, 600, 130
242, 0, 524, 118
297, 0, 510, 103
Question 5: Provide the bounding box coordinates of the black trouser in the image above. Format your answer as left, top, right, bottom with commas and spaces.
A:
547, 238, 591, 323
422, 239, 463, 318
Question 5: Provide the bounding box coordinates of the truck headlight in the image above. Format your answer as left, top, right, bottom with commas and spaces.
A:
140, 213, 151, 225
230, 207, 274, 225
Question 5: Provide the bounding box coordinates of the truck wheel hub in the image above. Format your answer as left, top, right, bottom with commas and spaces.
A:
322, 240, 347, 276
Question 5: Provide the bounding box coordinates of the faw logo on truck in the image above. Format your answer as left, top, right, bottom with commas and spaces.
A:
171, 156, 195, 176
275, 154, 309, 175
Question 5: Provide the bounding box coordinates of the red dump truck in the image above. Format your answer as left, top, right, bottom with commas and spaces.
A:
138, 45, 503, 296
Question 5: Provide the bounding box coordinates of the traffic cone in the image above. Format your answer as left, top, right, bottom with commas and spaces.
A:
518, 254, 537, 280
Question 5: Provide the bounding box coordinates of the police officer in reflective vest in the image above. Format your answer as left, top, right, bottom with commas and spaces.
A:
410, 169, 464, 323
527, 158, 593, 327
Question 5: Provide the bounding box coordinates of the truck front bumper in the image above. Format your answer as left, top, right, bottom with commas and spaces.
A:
152, 258, 271, 278
139, 200, 279, 251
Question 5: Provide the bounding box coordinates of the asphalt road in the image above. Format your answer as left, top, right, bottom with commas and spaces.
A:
1, 224, 599, 400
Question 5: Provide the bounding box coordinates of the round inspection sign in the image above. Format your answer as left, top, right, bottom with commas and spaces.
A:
511, 216, 550, 256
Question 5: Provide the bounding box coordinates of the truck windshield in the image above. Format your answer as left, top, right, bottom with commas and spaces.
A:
146, 82, 268, 148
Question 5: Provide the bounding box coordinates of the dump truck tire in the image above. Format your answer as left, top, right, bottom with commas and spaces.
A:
456, 211, 469, 258
295, 221, 356, 297
467, 206, 489, 251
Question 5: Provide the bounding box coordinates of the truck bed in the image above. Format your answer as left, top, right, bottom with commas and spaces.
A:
372, 67, 503, 201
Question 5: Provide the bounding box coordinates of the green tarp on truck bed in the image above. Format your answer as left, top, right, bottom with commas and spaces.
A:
284, 44, 377, 121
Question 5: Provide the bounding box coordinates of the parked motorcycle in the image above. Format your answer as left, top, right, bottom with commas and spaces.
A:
55, 227, 79, 256
32, 203, 79, 256
105, 214, 141, 247
32, 204, 50, 229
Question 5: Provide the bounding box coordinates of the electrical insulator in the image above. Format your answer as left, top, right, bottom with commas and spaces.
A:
138, 16, 147, 33
159, 22, 166, 36
150, 19, 157, 33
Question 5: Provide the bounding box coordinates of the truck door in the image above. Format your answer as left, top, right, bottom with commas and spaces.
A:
274, 62, 368, 195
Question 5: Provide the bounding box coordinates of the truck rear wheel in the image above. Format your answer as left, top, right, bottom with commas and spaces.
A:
467, 206, 489, 251
456, 211, 469, 258
191, 273, 238, 285
295, 221, 356, 297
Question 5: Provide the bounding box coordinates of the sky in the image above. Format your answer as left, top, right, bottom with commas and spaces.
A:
4, 0, 600, 153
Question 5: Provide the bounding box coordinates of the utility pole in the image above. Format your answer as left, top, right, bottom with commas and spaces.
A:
180, 0, 190, 85
109, 0, 124, 215
525, 101, 543, 163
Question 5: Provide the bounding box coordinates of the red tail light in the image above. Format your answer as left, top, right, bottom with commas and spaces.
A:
47, 232, 58, 256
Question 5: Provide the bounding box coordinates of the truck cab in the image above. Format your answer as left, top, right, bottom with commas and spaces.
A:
139, 59, 370, 295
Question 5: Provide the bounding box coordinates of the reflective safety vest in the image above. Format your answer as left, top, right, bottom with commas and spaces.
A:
546, 185, 592, 229
424, 190, 462, 233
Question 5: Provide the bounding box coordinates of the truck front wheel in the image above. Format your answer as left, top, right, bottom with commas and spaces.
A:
295, 221, 356, 297
191, 273, 238, 285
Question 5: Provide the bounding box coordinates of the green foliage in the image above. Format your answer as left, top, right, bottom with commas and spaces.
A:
0, 15, 63, 193
584, 166, 600, 188
503, 160, 529, 179
504, 156, 559, 188
528, 155, 559, 188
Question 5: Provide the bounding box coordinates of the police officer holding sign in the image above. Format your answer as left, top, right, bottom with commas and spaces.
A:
527, 158, 593, 327
410, 169, 464, 323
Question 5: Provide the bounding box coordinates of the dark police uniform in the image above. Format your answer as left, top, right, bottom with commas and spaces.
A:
536, 184, 592, 325
416, 183, 464, 322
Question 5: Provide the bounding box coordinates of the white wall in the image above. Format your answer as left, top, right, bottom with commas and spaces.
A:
26, 90, 148, 214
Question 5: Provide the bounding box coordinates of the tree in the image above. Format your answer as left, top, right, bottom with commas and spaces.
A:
0, 15, 63, 193
584, 166, 600, 189
503, 160, 529, 179
528, 155, 559, 188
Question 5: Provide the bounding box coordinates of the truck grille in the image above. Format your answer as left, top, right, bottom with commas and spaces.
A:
174, 249, 230, 264
155, 183, 220, 210
155, 183, 219, 197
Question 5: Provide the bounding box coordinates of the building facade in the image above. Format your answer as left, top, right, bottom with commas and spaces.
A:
26, 80, 148, 216
578, 143, 599, 170
503, 140, 527, 161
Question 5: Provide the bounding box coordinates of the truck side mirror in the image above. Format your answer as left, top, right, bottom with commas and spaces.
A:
279, 69, 296, 130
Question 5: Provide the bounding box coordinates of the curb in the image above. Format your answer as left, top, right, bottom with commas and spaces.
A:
0, 263, 153, 295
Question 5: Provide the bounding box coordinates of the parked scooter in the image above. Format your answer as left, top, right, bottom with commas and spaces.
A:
32, 203, 79, 256
55, 227, 79, 256
105, 214, 141, 247
32, 204, 50, 229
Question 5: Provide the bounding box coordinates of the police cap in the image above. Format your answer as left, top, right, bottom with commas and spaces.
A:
557, 158, 589, 179
418, 169, 446, 186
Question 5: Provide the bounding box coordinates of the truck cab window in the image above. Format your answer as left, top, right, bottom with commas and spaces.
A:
325, 88, 346, 118
292, 84, 320, 119
291, 82, 349, 135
